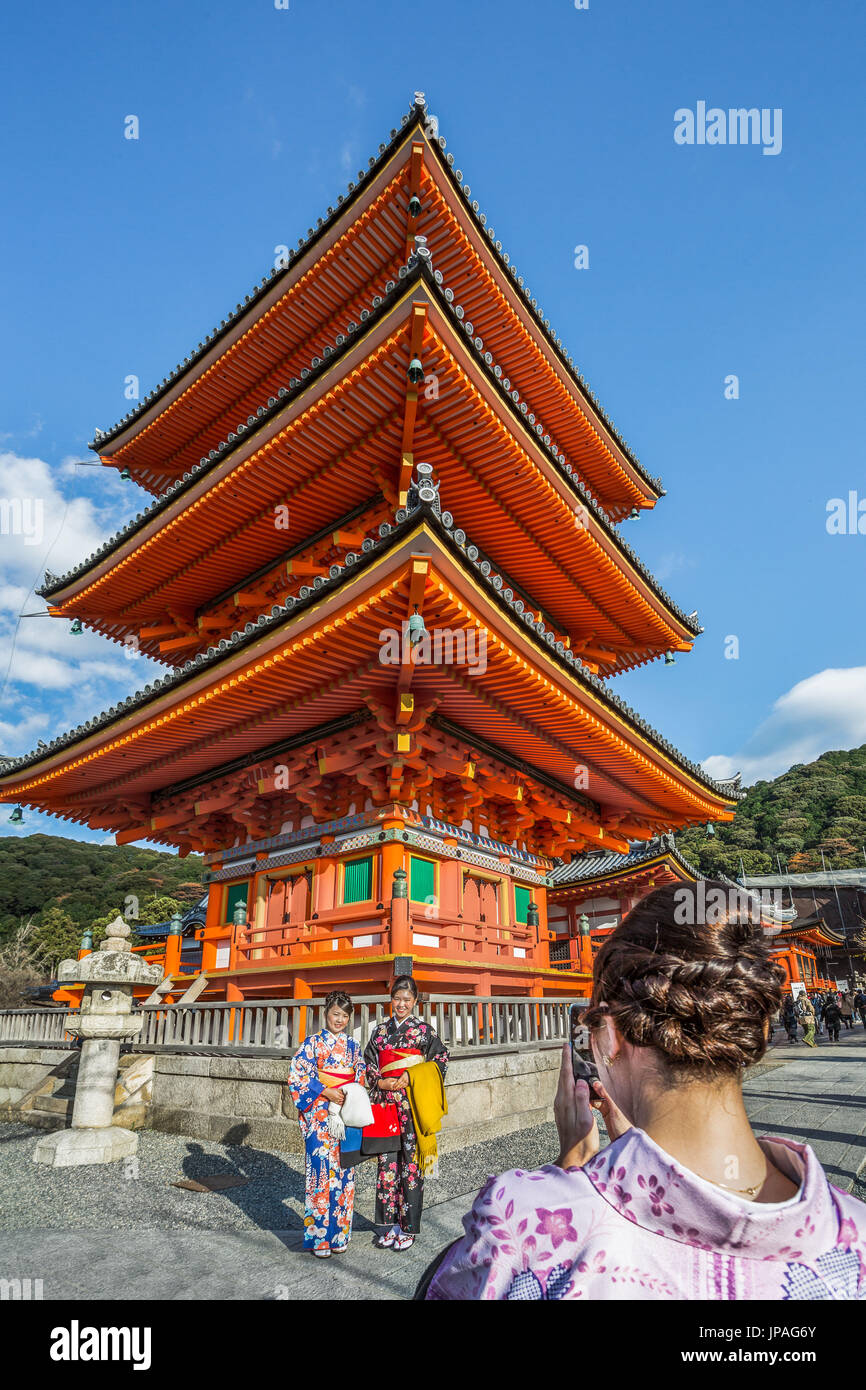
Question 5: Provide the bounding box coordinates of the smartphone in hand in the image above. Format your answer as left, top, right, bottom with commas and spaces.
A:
570, 1001, 601, 1092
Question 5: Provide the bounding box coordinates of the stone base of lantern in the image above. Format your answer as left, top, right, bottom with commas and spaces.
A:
32, 1124, 139, 1168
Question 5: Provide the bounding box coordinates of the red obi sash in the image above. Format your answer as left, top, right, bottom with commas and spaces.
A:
379, 1047, 423, 1076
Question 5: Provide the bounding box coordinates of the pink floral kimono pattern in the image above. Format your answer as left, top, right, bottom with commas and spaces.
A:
288, 1029, 366, 1251
427, 1128, 866, 1300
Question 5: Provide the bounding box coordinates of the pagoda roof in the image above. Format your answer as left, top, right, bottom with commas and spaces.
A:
1, 503, 735, 847
41, 265, 699, 674
772, 915, 846, 948
88, 96, 661, 513
549, 835, 703, 889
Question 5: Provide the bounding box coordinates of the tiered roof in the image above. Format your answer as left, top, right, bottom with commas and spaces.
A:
90, 95, 660, 516
42, 265, 697, 674
3, 501, 734, 851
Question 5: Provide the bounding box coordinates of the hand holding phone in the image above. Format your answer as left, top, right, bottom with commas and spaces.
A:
570, 1002, 602, 1093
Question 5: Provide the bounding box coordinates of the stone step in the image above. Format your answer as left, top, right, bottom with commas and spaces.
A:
24, 1109, 69, 1131
111, 1103, 148, 1130
40, 1095, 71, 1115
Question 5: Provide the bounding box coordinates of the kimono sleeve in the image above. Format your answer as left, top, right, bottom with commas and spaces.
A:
363, 1029, 383, 1087
288, 1035, 324, 1113
424, 1025, 449, 1080
424, 1175, 517, 1300
351, 1038, 367, 1087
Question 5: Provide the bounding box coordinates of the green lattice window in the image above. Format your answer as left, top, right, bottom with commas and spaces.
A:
224, 881, 249, 923
343, 856, 373, 904
410, 856, 436, 903
514, 885, 531, 925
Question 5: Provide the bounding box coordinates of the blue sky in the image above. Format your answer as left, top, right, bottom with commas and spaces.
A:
1, 0, 864, 845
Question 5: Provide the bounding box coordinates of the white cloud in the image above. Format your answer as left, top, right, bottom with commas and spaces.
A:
652, 551, 695, 584
0, 451, 161, 758
703, 666, 866, 785
0, 450, 130, 590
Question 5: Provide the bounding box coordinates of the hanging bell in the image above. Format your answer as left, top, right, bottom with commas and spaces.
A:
664, 651, 676, 666
706, 822, 716, 837
8, 806, 24, 824
407, 357, 425, 385
408, 194, 422, 218
120, 468, 131, 481
408, 606, 427, 646
70, 619, 83, 635
628, 507, 640, 520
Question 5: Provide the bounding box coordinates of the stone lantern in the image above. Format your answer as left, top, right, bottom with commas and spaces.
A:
33, 916, 163, 1167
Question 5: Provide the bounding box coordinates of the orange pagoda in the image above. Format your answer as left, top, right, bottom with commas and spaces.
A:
0, 94, 739, 1004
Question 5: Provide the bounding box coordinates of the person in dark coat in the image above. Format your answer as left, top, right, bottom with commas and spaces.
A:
823, 996, 843, 1043
812, 994, 825, 1035
781, 995, 799, 1044
853, 989, 866, 1029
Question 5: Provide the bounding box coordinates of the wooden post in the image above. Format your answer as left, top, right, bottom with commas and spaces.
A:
163, 912, 183, 984
293, 975, 313, 1046
225, 980, 244, 1048
473, 971, 492, 1043
381, 823, 407, 957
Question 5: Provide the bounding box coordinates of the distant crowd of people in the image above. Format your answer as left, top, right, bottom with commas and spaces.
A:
778, 987, 866, 1046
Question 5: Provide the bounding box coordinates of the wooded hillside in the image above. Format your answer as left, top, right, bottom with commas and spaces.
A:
677, 745, 866, 878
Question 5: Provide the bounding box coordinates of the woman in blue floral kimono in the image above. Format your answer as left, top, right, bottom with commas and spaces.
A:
365, 976, 448, 1251
288, 990, 366, 1258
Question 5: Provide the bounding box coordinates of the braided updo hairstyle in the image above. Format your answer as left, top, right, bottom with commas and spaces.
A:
583, 881, 785, 1077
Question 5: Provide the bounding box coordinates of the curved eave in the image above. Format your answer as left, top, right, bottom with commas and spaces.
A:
90, 103, 428, 459
43, 272, 700, 661
2, 514, 734, 825
549, 850, 699, 896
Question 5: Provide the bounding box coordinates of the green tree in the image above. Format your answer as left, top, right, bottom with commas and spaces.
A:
29, 906, 82, 974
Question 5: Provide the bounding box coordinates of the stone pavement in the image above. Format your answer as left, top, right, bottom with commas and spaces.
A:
745, 1022, 866, 1199
1, 1027, 864, 1300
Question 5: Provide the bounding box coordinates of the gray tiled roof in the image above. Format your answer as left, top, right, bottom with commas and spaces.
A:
549, 835, 702, 886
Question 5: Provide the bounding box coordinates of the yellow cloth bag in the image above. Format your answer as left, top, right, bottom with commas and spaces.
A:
405, 1060, 448, 1178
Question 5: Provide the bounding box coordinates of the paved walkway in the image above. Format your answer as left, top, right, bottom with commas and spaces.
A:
745, 1023, 866, 1198
1, 1027, 864, 1299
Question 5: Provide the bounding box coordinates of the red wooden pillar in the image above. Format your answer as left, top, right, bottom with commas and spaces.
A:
293, 975, 313, 1045
384, 831, 411, 959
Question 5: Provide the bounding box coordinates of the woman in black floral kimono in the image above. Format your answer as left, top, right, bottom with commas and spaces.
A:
365, 975, 448, 1251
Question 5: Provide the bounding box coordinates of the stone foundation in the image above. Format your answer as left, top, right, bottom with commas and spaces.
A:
148, 1045, 561, 1153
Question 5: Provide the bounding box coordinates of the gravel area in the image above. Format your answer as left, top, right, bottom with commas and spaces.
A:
0, 1119, 571, 1234
0, 1044, 808, 1239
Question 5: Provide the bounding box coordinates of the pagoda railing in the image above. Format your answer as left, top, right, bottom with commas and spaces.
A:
0, 996, 573, 1056
231, 908, 547, 968
0, 1008, 78, 1046
407, 910, 540, 963
233, 910, 390, 965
